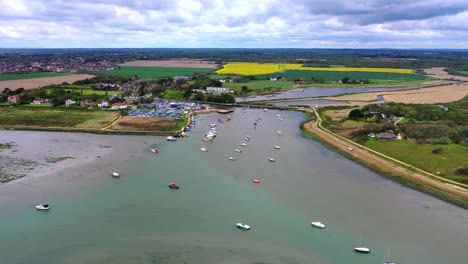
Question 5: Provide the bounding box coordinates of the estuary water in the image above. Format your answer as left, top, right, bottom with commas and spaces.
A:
0, 109, 467, 264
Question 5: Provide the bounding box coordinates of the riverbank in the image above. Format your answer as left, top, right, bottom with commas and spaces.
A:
301, 111, 468, 209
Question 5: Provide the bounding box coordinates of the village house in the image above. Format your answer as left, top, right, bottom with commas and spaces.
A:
206, 87, 234, 94
270, 77, 277, 81
98, 100, 109, 108
80, 99, 95, 107
111, 102, 128, 109
7, 95, 20, 104
32, 98, 49, 104
65, 99, 76, 107
376, 133, 397, 141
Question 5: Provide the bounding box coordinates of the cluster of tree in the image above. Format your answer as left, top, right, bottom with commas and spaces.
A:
73, 75, 131, 85
192, 92, 235, 103
0, 87, 24, 102
400, 123, 467, 145
191, 75, 222, 90
341, 77, 370, 84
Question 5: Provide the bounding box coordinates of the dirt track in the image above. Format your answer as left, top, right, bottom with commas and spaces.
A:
304, 111, 468, 199
0, 74, 95, 90
119, 60, 219, 68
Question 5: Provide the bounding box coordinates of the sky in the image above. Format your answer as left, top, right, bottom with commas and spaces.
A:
1, 0, 468, 49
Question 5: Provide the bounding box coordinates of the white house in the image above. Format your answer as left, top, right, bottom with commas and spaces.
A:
98, 100, 109, 108
206, 87, 234, 94
111, 102, 128, 109
65, 99, 76, 107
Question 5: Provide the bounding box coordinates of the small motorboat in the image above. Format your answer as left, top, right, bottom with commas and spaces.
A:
263, 108, 268, 111
236, 223, 251, 230
200, 147, 207, 152
268, 158, 276, 162
354, 247, 371, 254
278, 118, 284, 121
273, 146, 280, 149
311, 221, 325, 229
112, 172, 119, 178
229, 157, 237, 161
277, 131, 282, 134
252, 179, 261, 183
244, 137, 250, 141
240, 143, 247, 146
36, 204, 50, 211
151, 148, 159, 154
276, 114, 281, 117
235, 149, 242, 153
168, 182, 180, 189
166, 136, 177, 141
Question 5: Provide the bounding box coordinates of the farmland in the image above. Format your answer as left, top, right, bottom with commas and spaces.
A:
365, 139, 468, 183
0, 72, 72, 81
0, 106, 118, 129
255, 70, 426, 82
222, 80, 294, 92
216, 62, 414, 75
119, 60, 219, 69
0, 74, 95, 90
98, 66, 214, 78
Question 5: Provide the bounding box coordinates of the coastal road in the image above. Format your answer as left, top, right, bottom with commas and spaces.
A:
305, 110, 468, 199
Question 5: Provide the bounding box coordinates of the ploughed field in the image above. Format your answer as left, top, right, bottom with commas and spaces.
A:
0, 74, 95, 90
0, 72, 72, 81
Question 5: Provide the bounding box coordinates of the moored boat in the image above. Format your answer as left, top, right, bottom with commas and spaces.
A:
240, 143, 247, 146
354, 247, 371, 254
268, 157, 276, 162
252, 179, 260, 183
311, 221, 325, 229
228, 157, 237, 161
36, 204, 50, 211
234, 149, 242, 153
200, 147, 207, 152
236, 223, 251, 230
112, 172, 119, 178
166, 136, 177, 141
168, 182, 180, 189
273, 146, 280, 149
151, 148, 159, 153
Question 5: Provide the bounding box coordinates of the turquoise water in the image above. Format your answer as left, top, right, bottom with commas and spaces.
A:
0, 109, 467, 264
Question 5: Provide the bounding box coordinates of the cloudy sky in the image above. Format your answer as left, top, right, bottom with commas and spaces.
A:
1, 0, 468, 48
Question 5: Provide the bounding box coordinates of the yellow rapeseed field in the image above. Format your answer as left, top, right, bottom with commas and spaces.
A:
216, 62, 413, 75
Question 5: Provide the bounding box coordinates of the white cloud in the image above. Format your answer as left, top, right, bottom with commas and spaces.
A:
0, 0, 467, 48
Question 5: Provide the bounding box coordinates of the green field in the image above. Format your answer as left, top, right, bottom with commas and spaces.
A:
222, 80, 294, 92
46, 88, 121, 96
98, 66, 214, 78
255, 70, 427, 82
0, 72, 71, 81
365, 139, 468, 182
0, 107, 118, 128
163, 89, 184, 100
458, 71, 468, 75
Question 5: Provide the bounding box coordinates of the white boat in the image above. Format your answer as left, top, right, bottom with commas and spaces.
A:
354, 247, 371, 254
235, 149, 242, 153
203, 136, 214, 141
277, 131, 282, 134
236, 223, 251, 230
311, 221, 325, 229
36, 204, 50, 211
240, 143, 247, 146
274, 146, 280, 149
268, 158, 276, 162
278, 118, 284, 121
263, 108, 268, 111
348, 147, 353, 151
276, 114, 281, 117
200, 147, 207, 152
229, 157, 237, 161
244, 137, 250, 141
166, 136, 177, 141
112, 172, 119, 178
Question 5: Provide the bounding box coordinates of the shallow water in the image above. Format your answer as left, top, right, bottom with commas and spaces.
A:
0, 110, 467, 264
236, 85, 427, 102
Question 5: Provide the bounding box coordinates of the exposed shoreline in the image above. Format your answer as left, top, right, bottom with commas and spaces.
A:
300, 111, 468, 209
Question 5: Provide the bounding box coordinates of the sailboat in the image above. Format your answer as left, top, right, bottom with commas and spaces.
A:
384, 249, 396, 264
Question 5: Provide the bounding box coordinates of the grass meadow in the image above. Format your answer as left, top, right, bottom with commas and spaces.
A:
98, 66, 214, 78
